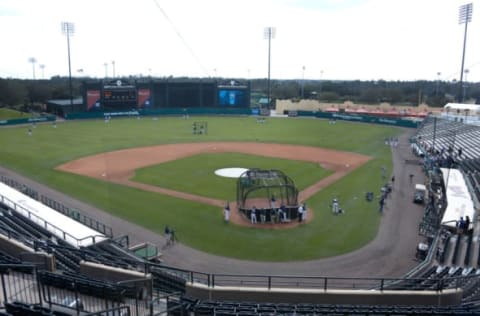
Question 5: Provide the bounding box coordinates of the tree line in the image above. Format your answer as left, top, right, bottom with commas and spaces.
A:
1, 76, 478, 112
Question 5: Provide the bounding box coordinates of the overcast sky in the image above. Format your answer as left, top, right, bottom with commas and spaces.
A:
1, 0, 480, 82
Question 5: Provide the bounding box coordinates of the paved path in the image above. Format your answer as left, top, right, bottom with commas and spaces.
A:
0, 129, 426, 278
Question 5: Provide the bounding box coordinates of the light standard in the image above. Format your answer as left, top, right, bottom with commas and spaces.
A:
301, 66, 306, 99
104, 62, 109, 78
112, 60, 116, 78
458, 3, 473, 102
61, 21, 75, 108
28, 57, 36, 79
435, 72, 441, 97
264, 27, 276, 109
318, 70, 324, 100
462, 69, 469, 101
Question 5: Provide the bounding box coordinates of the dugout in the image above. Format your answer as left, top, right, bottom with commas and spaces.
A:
46, 98, 84, 117
237, 169, 299, 223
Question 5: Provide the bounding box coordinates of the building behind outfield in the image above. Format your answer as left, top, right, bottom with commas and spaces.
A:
47, 78, 252, 118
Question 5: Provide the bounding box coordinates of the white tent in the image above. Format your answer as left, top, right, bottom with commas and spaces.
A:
444, 103, 480, 114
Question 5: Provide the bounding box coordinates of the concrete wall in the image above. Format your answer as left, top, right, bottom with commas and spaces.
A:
0, 234, 54, 271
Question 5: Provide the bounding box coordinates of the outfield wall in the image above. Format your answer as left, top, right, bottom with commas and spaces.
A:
65, 107, 257, 119
291, 110, 421, 128
0, 115, 56, 126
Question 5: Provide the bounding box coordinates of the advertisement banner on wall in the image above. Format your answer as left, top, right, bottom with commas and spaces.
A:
86, 90, 101, 110
138, 89, 151, 107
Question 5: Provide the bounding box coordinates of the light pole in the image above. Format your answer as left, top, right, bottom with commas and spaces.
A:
264, 27, 276, 109
458, 3, 473, 102
319, 70, 324, 97
301, 66, 306, 99
462, 69, 469, 101
61, 21, 74, 108
28, 57, 36, 79
112, 60, 116, 78
104, 63, 109, 78
435, 72, 441, 97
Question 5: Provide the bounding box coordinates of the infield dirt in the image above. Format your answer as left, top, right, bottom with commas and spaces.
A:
56, 142, 370, 228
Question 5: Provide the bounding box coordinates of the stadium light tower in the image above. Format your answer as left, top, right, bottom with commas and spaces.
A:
112, 60, 116, 78
264, 27, 276, 109
28, 57, 36, 79
61, 21, 75, 107
458, 3, 473, 102
103, 62, 109, 78
435, 72, 441, 97
463, 68, 470, 101
301, 66, 306, 99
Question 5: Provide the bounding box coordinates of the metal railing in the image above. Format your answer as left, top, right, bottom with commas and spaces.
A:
150, 261, 480, 294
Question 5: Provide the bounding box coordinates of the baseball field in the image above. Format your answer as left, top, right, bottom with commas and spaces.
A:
0, 116, 401, 261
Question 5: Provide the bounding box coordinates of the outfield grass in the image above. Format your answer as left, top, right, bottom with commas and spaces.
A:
132, 152, 333, 201
0, 116, 400, 261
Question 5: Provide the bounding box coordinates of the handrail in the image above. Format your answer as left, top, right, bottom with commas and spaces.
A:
152, 260, 480, 293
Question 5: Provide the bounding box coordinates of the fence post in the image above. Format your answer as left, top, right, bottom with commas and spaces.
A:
1, 273, 7, 304
324, 277, 328, 291
35, 267, 43, 306
73, 280, 80, 316
380, 279, 384, 291
268, 276, 271, 290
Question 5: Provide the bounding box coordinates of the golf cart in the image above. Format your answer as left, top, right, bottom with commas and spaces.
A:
413, 184, 426, 204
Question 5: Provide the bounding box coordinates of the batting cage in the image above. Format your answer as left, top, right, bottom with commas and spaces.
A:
236, 169, 300, 223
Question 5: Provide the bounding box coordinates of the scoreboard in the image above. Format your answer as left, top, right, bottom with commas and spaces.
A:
102, 79, 137, 107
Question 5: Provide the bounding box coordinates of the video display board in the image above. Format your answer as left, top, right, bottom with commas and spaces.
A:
102, 79, 137, 108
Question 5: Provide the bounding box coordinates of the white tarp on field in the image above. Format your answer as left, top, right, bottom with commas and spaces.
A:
0, 182, 106, 247
440, 168, 476, 228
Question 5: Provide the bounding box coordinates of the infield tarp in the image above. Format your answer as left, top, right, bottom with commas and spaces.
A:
440, 168, 475, 228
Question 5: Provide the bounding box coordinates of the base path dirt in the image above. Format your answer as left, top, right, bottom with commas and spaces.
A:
57, 142, 370, 228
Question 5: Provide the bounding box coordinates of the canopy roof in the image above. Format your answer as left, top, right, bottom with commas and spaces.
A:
444, 103, 480, 113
